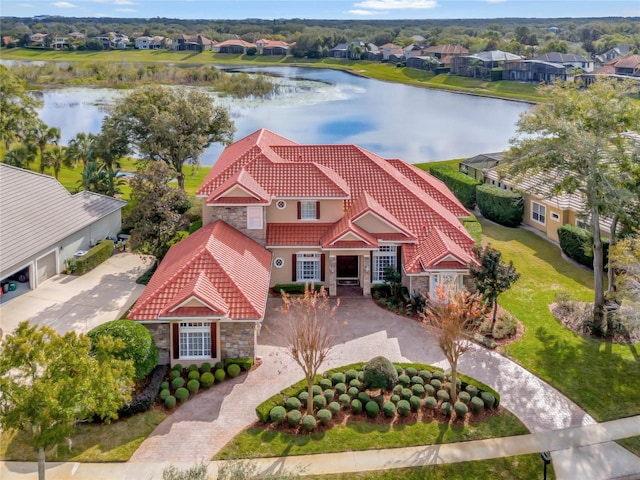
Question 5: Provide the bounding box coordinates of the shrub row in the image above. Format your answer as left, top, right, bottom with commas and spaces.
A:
76, 240, 114, 275
557, 224, 609, 270
429, 164, 482, 209
119, 365, 167, 418
476, 184, 524, 227
272, 283, 324, 295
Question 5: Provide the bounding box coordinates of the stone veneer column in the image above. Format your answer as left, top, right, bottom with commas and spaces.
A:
220, 321, 257, 359
329, 255, 337, 297
143, 323, 170, 365
362, 255, 371, 297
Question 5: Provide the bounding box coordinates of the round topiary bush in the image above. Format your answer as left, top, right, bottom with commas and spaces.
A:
301, 415, 317, 431
351, 399, 363, 414
405, 367, 418, 378
87, 319, 159, 380
214, 361, 224, 371
164, 395, 176, 410
365, 401, 380, 418
188, 370, 200, 381
348, 386, 359, 398
171, 377, 185, 390
374, 394, 385, 406
173, 364, 183, 372
345, 369, 359, 382
391, 394, 401, 404
401, 388, 413, 401
425, 396, 438, 410
161, 381, 169, 390
357, 371, 364, 382
424, 384, 435, 396
349, 379, 361, 389
227, 364, 241, 378
270, 406, 287, 425
394, 365, 404, 375
398, 374, 411, 387
319, 378, 333, 390
382, 401, 396, 417
288, 409, 302, 427
328, 402, 340, 415
458, 391, 471, 404
409, 396, 422, 411
454, 401, 468, 419
419, 370, 432, 381
175, 387, 189, 402
437, 390, 450, 402
393, 384, 403, 395
430, 379, 442, 390
159, 388, 171, 400
335, 383, 347, 395
313, 394, 327, 410
331, 372, 346, 385
188, 364, 198, 372
298, 391, 308, 407
317, 408, 332, 425
187, 379, 200, 394
214, 369, 226, 382
432, 371, 444, 381
411, 376, 424, 386
471, 396, 484, 414
323, 389, 335, 402
169, 370, 181, 381
338, 394, 351, 407
313, 385, 323, 396
397, 399, 411, 416
200, 362, 212, 373
285, 397, 302, 411
480, 391, 496, 409
362, 356, 399, 391
441, 401, 453, 417
465, 385, 478, 397
412, 383, 425, 397
357, 391, 371, 404
200, 372, 214, 388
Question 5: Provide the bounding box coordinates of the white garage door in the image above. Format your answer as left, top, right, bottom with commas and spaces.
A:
36, 252, 57, 285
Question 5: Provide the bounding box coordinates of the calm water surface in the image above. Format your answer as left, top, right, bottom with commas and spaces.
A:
33, 66, 530, 166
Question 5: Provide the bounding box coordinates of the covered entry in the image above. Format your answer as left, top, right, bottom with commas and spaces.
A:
336, 255, 359, 285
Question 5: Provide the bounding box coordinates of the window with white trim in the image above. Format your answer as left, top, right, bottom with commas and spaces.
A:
430, 273, 463, 296
179, 322, 211, 359
246, 206, 263, 230
300, 201, 317, 220
297, 253, 321, 282
372, 246, 397, 283
531, 202, 546, 224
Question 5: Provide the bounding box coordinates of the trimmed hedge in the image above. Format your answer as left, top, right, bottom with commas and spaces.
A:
256, 394, 285, 422
75, 240, 114, 275
224, 357, 254, 371
273, 283, 324, 295
429, 164, 481, 209
558, 224, 609, 270
476, 184, 524, 227
119, 365, 167, 418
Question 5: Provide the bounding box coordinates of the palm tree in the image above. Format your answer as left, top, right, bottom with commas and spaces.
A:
4, 144, 38, 169
66, 132, 97, 168
42, 145, 67, 179
30, 122, 61, 171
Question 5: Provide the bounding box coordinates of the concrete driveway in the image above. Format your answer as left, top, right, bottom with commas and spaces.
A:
0, 253, 154, 336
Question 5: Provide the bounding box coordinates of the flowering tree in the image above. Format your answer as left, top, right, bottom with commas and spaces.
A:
421, 285, 486, 404
280, 285, 339, 415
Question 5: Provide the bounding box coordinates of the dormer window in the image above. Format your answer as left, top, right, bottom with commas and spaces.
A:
298, 201, 320, 220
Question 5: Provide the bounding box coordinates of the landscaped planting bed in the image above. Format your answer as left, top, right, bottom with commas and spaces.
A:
158, 358, 254, 410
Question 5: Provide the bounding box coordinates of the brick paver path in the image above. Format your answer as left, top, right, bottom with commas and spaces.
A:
130, 297, 594, 463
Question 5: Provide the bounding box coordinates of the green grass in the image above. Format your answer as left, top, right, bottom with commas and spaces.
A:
481, 219, 640, 421
0, 410, 167, 462
214, 410, 528, 460
2, 48, 542, 103
307, 454, 554, 479
617, 436, 640, 457
414, 157, 463, 171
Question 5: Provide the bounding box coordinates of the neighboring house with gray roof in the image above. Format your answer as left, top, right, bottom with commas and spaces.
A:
451, 50, 524, 78
0, 164, 126, 290
532, 52, 594, 72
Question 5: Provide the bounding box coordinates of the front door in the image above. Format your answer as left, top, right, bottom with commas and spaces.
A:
337, 255, 359, 285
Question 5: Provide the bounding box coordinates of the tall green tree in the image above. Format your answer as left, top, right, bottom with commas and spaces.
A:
102, 85, 235, 190
66, 132, 97, 168
0, 65, 42, 151
4, 144, 38, 169
29, 122, 61, 169
469, 245, 520, 333
41, 145, 67, 179
0, 322, 134, 480
504, 79, 640, 336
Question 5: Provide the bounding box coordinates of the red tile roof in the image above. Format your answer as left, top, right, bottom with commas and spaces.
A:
405, 227, 473, 271
199, 129, 475, 273
321, 216, 378, 248
129, 220, 271, 321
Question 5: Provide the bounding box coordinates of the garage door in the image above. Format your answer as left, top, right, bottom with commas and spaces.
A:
36, 252, 57, 285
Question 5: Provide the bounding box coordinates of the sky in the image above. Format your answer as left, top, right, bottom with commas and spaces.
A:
1, 0, 639, 20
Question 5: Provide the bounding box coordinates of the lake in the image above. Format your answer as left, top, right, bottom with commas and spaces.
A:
32, 66, 530, 165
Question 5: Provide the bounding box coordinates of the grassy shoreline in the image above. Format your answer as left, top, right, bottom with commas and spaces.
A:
1, 47, 542, 103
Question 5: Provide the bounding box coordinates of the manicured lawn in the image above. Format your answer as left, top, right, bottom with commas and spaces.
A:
414, 157, 463, 171
0, 410, 167, 462
480, 219, 640, 421
618, 436, 640, 457
307, 454, 554, 479
214, 410, 528, 460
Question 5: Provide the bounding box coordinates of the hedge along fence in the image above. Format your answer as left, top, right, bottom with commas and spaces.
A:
75, 240, 114, 275
557, 224, 609, 270
429, 164, 481, 209
476, 185, 524, 228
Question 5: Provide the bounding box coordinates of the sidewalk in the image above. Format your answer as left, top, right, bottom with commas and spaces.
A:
2, 416, 639, 479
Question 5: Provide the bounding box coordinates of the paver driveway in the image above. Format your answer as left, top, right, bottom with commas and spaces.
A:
131, 296, 594, 464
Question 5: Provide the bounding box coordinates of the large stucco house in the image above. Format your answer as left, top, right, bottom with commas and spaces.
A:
130, 129, 476, 366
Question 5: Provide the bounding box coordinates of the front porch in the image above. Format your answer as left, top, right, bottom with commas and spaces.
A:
327, 253, 373, 297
